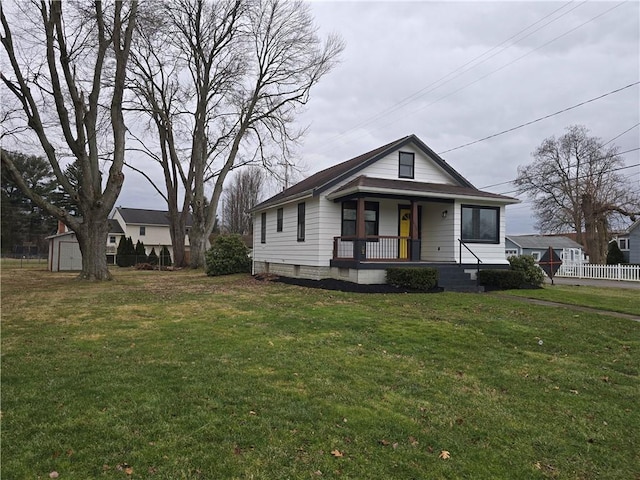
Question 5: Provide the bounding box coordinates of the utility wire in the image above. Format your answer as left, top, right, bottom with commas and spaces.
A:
496, 155, 640, 196
479, 122, 640, 189
324, 1, 584, 140
438, 82, 639, 155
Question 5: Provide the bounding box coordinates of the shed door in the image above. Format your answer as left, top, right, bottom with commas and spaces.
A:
59, 241, 82, 271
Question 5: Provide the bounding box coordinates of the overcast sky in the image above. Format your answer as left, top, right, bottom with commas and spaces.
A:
119, 0, 640, 234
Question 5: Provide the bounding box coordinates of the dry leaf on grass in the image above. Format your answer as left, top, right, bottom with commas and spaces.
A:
49, 472, 59, 479
330, 449, 343, 457
439, 450, 451, 459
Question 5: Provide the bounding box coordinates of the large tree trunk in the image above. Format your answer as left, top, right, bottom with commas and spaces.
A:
75, 214, 111, 280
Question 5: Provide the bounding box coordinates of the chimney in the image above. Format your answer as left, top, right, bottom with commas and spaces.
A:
57, 220, 67, 234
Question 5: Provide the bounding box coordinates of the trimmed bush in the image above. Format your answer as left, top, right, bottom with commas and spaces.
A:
606, 241, 626, 265
116, 236, 136, 267
135, 240, 147, 264
160, 246, 172, 267
478, 269, 525, 290
205, 234, 251, 276
386, 267, 439, 291
508, 255, 545, 287
148, 247, 159, 266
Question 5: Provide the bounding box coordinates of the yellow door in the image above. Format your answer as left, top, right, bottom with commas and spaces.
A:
399, 208, 411, 259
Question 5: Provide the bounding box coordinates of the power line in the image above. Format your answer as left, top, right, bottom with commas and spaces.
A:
496, 156, 640, 196
479, 123, 640, 189
324, 1, 584, 140
438, 82, 640, 155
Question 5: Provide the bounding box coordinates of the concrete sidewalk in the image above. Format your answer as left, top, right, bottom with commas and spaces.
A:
545, 276, 640, 289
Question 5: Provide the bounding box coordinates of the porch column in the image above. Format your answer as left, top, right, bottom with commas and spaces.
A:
410, 200, 420, 261
354, 197, 366, 261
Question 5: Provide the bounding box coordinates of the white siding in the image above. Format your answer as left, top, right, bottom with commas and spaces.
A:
253, 197, 324, 267
357, 143, 458, 184
453, 202, 509, 265
421, 202, 455, 261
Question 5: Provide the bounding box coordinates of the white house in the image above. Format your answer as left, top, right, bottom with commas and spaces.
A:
251, 134, 520, 287
505, 235, 586, 264
47, 208, 191, 271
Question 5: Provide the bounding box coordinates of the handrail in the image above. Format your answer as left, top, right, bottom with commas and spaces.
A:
458, 239, 482, 285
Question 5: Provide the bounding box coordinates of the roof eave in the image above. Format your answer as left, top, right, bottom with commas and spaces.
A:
326, 185, 520, 204
250, 191, 314, 213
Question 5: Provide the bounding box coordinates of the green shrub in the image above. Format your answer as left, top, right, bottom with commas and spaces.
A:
478, 269, 525, 290
508, 255, 545, 287
135, 240, 147, 264
606, 241, 626, 264
160, 246, 172, 267
205, 234, 251, 276
147, 247, 159, 266
116, 236, 136, 267
386, 267, 439, 291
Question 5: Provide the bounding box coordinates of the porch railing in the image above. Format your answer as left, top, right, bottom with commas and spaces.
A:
333, 236, 417, 261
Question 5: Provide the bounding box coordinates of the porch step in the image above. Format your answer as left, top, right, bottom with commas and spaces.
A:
434, 265, 484, 293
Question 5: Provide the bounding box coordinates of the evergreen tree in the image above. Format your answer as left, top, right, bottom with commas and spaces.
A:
135, 240, 147, 264
148, 247, 159, 266
606, 240, 627, 264
116, 236, 128, 267
160, 246, 172, 267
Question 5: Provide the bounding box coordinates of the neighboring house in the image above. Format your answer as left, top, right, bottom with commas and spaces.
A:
47, 208, 192, 271
111, 207, 192, 260
505, 234, 585, 264
251, 134, 519, 285
612, 219, 640, 264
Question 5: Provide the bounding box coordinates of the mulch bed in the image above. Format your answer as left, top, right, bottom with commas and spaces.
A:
254, 274, 442, 294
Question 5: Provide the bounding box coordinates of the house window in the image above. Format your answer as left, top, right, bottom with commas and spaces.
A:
619, 238, 629, 250
399, 152, 415, 179
341, 201, 379, 237
261, 212, 266, 244
277, 208, 283, 232
531, 251, 541, 262
505, 249, 518, 257
297, 203, 305, 242
461, 205, 499, 243
139, 226, 146, 236
109, 236, 116, 244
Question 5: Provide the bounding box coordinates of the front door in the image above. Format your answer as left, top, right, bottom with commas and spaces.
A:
399, 207, 411, 259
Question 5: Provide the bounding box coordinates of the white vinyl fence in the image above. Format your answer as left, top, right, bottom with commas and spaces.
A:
556, 263, 640, 282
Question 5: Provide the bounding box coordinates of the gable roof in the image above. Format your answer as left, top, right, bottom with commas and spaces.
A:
253, 134, 477, 211
506, 235, 583, 250
108, 219, 124, 234
116, 207, 193, 226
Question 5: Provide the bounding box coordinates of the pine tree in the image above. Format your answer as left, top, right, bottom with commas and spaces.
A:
148, 247, 159, 266
116, 236, 128, 267
135, 240, 147, 264
160, 246, 172, 267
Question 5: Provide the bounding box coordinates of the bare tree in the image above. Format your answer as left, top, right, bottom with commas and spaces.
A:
222, 167, 264, 235
127, 0, 343, 269
515, 125, 640, 264
1, 0, 138, 280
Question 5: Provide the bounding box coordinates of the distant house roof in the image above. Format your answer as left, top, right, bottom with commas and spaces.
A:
108, 219, 124, 234
507, 235, 583, 250
327, 175, 518, 203
253, 134, 481, 211
116, 207, 193, 226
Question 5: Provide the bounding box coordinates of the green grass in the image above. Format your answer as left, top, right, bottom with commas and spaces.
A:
499, 284, 640, 316
2, 263, 639, 479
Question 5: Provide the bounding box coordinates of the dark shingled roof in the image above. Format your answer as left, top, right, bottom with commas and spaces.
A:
116, 208, 193, 226
329, 176, 519, 202
506, 235, 583, 250
252, 134, 477, 211
108, 219, 124, 234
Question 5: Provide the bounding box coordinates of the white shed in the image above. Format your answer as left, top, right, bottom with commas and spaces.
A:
47, 231, 82, 272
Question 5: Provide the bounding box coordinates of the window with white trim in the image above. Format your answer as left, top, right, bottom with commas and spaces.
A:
619, 238, 629, 250
461, 205, 499, 243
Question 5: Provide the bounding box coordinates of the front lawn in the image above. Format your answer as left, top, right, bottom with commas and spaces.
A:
500, 284, 640, 316
2, 264, 639, 479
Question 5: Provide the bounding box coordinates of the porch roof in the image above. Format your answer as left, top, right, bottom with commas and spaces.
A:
326, 176, 520, 204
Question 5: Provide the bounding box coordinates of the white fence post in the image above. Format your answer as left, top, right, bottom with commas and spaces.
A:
556, 263, 640, 282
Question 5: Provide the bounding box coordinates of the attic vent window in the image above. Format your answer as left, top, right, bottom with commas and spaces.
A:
140, 226, 146, 236
399, 152, 414, 179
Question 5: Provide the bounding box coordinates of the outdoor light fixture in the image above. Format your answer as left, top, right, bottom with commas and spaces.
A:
442, 210, 448, 219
